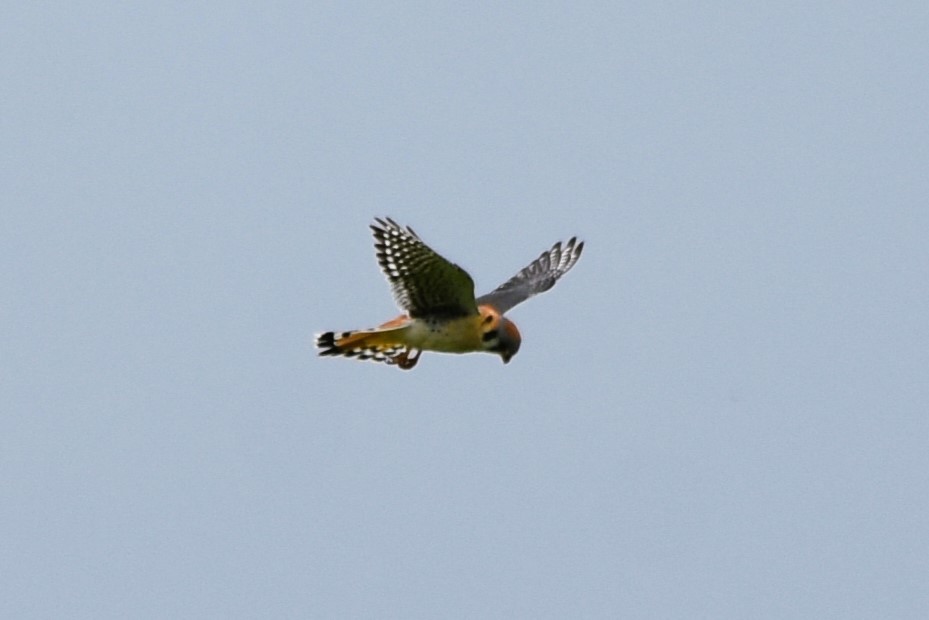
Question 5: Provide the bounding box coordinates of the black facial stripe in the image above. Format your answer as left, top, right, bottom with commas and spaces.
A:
482, 330, 498, 342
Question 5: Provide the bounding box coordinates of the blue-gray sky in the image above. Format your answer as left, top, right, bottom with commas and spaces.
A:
3, 3, 928, 618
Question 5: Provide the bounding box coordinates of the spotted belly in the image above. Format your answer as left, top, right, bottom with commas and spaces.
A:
405, 315, 483, 353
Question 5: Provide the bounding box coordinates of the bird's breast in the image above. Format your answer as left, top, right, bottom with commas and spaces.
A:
405, 315, 483, 353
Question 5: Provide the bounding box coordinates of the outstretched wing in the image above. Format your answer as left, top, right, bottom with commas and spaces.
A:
371, 218, 478, 318
476, 237, 584, 314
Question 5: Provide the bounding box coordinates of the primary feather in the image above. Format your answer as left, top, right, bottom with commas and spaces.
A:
477, 237, 584, 314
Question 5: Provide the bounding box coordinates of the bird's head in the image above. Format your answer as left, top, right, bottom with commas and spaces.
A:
479, 306, 522, 364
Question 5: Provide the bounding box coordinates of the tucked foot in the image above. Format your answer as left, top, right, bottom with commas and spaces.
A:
387, 349, 421, 370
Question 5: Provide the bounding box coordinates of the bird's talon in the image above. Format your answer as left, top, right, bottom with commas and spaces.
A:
390, 349, 420, 370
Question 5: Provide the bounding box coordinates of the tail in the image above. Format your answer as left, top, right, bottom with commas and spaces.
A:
316, 323, 419, 368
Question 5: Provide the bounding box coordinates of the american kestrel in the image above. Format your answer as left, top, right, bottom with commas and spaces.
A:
316, 217, 584, 369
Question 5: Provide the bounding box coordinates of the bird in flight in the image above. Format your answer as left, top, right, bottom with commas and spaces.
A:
316, 217, 584, 369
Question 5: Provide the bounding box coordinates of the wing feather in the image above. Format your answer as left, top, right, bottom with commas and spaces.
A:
476, 237, 584, 314
371, 218, 478, 318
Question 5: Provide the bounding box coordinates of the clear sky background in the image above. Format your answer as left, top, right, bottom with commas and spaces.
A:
3, 3, 928, 618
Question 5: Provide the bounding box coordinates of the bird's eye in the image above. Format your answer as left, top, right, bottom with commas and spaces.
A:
482, 329, 499, 342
